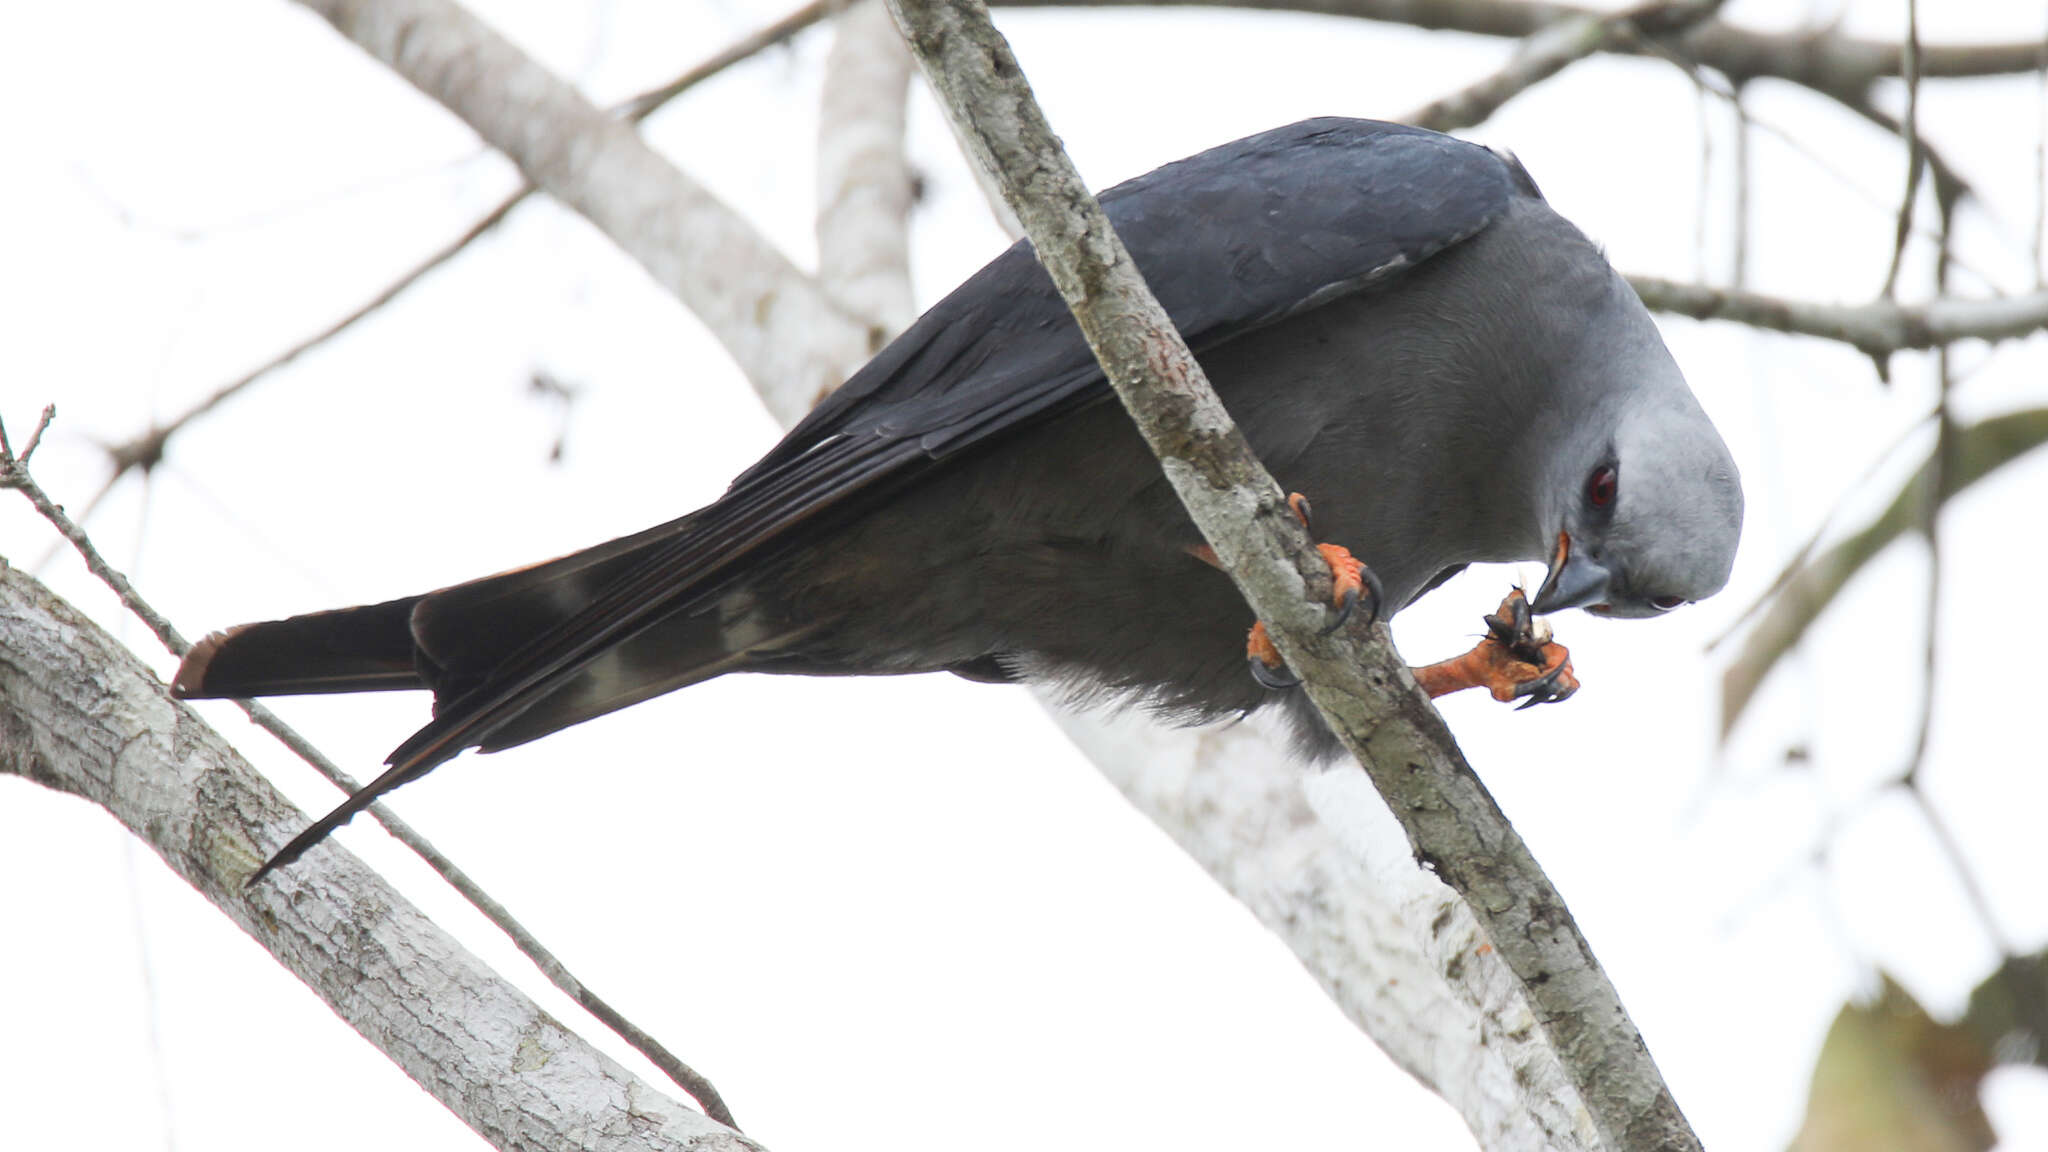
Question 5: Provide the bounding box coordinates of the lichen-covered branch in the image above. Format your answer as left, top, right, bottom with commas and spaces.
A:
0, 560, 762, 1152
883, 0, 1699, 1147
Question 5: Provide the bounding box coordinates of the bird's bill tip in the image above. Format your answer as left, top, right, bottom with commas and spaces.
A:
1531, 531, 1611, 615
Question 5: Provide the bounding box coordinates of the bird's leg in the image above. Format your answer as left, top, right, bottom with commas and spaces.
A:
1222, 492, 1385, 690
1412, 589, 1578, 708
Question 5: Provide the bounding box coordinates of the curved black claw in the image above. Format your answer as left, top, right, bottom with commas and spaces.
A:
1286, 492, 1316, 534
1510, 659, 1578, 710
1484, 597, 1530, 646
1319, 562, 1387, 636
1248, 654, 1301, 690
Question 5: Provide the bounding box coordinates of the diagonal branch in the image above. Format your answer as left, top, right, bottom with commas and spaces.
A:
95, 0, 840, 500
295, 0, 872, 424
1, 413, 740, 1129
1719, 406, 2048, 736
0, 520, 760, 1150
883, 0, 1700, 1148
1404, 0, 1726, 132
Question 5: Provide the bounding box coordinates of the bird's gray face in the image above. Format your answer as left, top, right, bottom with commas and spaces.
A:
1531, 396, 1744, 620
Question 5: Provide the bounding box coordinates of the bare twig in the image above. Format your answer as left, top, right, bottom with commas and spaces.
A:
613, 0, 838, 122
1720, 406, 2048, 736
2037, 26, 2048, 289
1879, 0, 1924, 300
91, 0, 839, 504
1629, 276, 2048, 354
1907, 786, 2012, 955
1404, 0, 1725, 132
1705, 404, 1937, 654
998, 0, 2048, 94
886, 0, 1699, 1146
300, 0, 871, 423
0, 410, 739, 1129
1731, 82, 1750, 287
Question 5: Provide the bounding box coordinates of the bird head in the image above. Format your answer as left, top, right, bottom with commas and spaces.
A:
1530, 307, 1744, 620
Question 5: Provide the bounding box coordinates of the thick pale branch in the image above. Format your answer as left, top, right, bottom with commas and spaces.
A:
294, 0, 872, 422
1056, 708, 1603, 1149
883, 0, 1698, 1148
818, 0, 919, 338
0, 561, 761, 1152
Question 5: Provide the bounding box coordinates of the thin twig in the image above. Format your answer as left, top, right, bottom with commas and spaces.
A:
0, 410, 739, 1130
2037, 24, 2048, 289
1732, 82, 1751, 287
1705, 405, 1937, 653
1630, 276, 2048, 353
1404, 0, 1726, 133
1407, 8, 1629, 131
1643, 40, 1997, 286
91, 0, 840, 499
1901, 184, 1956, 789
613, 0, 839, 123
1889, 159, 2012, 959
1906, 788, 2013, 956
1880, 0, 1924, 300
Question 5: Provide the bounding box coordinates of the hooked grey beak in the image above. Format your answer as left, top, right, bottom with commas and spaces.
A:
1531, 531, 1611, 614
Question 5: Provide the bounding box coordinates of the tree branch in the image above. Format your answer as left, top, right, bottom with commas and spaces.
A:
1053, 708, 1605, 1149
997, 0, 2046, 96
1403, 0, 1725, 133
1628, 277, 2048, 354
883, 0, 1699, 1147
1720, 406, 2048, 736
295, 0, 872, 425
817, 0, 919, 339
93, 0, 840, 504
2, 411, 741, 1129
0, 560, 761, 1152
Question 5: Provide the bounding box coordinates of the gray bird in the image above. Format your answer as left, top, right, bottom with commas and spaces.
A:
174, 118, 1743, 882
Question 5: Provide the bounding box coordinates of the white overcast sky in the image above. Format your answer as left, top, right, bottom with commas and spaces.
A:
4, 1, 2048, 1149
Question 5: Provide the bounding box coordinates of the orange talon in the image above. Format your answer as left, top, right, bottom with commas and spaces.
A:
1245, 620, 1298, 689
1235, 491, 1386, 691
1247, 620, 1283, 669
1317, 542, 1367, 627
1413, 589, 1580, 707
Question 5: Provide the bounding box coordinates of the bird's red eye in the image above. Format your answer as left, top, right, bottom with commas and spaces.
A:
1651, 594, 1684, 611
1586, 466, 1617, 509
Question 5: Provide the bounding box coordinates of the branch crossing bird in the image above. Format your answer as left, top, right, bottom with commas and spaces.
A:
173, 118, 1743, 884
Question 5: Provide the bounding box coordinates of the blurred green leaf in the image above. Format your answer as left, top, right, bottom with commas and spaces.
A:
1788, 976, 1994, 1152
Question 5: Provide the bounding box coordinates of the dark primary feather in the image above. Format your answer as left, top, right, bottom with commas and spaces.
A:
175, 118, 1564, 881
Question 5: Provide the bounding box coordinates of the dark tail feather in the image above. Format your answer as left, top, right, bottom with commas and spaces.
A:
173, 596, 425, 699
190, 515, 778, 884
243, 758, 438, 888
